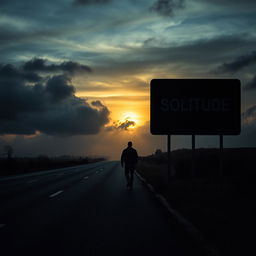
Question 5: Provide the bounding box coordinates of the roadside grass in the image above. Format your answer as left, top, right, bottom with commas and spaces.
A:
136, 148, 256, 256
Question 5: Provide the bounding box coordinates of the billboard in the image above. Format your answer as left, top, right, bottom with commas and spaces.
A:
150, 79, 241, 135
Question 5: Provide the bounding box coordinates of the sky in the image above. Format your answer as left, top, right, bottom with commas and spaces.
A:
0, 0, 256, 159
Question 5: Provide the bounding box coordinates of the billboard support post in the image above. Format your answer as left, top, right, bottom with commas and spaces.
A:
192, 135, 195, 178
167, 134, 171, 182
219, 135, 223, 177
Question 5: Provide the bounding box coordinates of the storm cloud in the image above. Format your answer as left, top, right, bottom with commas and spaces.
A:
0, 60, 109, 136
23, 58, 92, 75
245, 76, 256, 90
118, 120, 135, 130
106, 120, 136, 131
242, 105, 256, 125
216, 51, 256, 73
96, 34, 256, 78
45, 75, 75, 101
0, 64, 41, 83
150, 0, 185, 17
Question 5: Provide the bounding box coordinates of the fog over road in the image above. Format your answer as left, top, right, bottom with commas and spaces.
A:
0, 161, 202, 255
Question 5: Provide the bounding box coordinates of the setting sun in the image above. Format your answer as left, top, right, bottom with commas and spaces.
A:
120, 112, 140, 126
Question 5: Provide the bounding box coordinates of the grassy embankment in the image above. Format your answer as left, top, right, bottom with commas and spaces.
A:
136, 148, 256, 255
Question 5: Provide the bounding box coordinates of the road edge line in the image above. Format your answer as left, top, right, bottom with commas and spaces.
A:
135, 170, 218, 256
49, 190, 63, 198
0, 224, 6, 229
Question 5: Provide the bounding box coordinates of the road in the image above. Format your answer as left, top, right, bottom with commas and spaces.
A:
0, 161, 203, 256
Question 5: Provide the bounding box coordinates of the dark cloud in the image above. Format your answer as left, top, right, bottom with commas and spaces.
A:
23, 58, 92, 75
45, 75, 75, 101
96, 34, 256, 77
149, 0, 185, 17
245, 76, 256, 90
91, 100, 105, 108
22, 58, 47, 72
0, 60, 110, 136
140, 35, 255, 64
74, 0, 111, 5
0, 64, 41, 83
61, 61, 92, 74
242, 105, 256, 125
106, 120, 136, 131
216, 51, 256, 73
118, 120, 135, 130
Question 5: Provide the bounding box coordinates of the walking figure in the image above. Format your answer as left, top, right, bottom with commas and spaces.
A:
121, 141, 138, 189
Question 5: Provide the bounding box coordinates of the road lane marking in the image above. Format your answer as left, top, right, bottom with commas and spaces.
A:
0, 224, 6, 229
49, 190, 63, 198
27, 179, 38, 184
84, 176, 89, 179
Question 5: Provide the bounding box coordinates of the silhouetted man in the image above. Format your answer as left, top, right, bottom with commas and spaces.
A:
121, 141, 138, 189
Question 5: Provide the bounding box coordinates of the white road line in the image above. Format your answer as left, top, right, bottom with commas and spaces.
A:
0, 224, 6, 229
49, 190, 63, 198
84, 176, 89, 179
27, 179, 38, 184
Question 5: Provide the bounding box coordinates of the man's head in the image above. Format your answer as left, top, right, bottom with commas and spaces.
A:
128, 141, 132, 147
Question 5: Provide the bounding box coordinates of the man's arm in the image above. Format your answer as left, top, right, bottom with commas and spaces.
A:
121, 150, 125, 167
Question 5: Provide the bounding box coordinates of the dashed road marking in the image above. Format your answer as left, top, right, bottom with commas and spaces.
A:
27, 179, 38, 184
0, 224, 6, 229
84, 176, 89, 179
49, 190, 63, 198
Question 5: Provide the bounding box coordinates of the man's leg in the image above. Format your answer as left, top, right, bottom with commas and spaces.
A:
129, 168, 135, 188
124, 166, 130, 187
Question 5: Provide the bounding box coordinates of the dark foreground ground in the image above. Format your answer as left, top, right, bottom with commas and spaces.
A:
136, 148, 256, 256
0, 161, 205, 256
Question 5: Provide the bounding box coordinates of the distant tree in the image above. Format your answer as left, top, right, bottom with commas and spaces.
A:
155, 149, 162, 155
3, 145, 14, 160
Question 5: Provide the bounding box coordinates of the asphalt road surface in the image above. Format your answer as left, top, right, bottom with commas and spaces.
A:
0, 161, 203, 256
